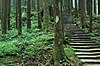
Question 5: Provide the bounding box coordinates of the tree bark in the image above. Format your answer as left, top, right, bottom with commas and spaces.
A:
78, 0, 81, 14
16, 0, 18, 28
60, 0, 64, 42
71, 0, 73, 9
98, 0, 100, 14
80, 0, 86, 29
53, 0, 64, 66
63, 0, 68, 10
17, 0, 22, 35
75, 0, 78, 17
37, 0, 42, 29
31, 0, 36, 11
0, 0, 1, 19
86, 0, 90, 15
68, 0, 71, 14
89, 0, 92, 32
8, 0, 11, 30
94, 0, 96, 14
43, 0, 49, 32
27, 0, 31, 29
2, 0, 7, 34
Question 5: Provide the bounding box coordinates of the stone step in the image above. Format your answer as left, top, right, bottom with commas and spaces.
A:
74, 31, 85, 34
68, 28, 85, 34
67, 26, 81, 29
70, 36, 91, 38
68, 29, 83, 31
69, 39, 92, 41
74, 34, 91, 36
67, 28, 81, 31
72, 45, 100, 49
75, 52, 100, 55
69, 40, 95, 43
67, 27, 81, 29
70, 43, 97, 44
70, 43, 99, 46
77, 55, 100, 59
81, 59, 100, 63
69, 37, 90, 39
70, 35, 91, 38
70, 34, 91, 37
66, 25, 79, 27
65, 24, 77, 26
74, 48, 100, 52
65, 24, 100, 65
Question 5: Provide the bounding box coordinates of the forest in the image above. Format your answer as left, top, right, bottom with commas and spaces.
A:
0, 0, 100, 66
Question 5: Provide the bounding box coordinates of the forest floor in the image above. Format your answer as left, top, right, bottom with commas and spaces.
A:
0, 20, 54, 66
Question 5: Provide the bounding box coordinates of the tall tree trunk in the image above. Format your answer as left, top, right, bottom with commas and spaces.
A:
27, 0, 31, 29
17, 0, 22, 35
98, 0, 100, 14
31, 0, 36, 11
80, 0, 86, 29
37, 0, 42, 29
2, 0, 7, 34
53, 0, 64, 66
89, 0, 92, 32
1, 0, 3, 28
63, 0, 68, 10
94, 0, 96, 14
43, 0, 49, 32
16, 0, 18, 28
22, 0, 26, 6
8, 0, 11, 30
11, 0, 16, 8
71, 0, 73, 9
68, 0, 71, 14
78, 0, 81, 14
60, 0, 64, 42
75, 0, 78, 17
86, 0, 90, 15
0, 0, 1, 19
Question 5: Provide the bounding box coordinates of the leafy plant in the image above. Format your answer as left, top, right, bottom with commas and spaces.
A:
64, 45, 75, 57
0, 42, 19, 56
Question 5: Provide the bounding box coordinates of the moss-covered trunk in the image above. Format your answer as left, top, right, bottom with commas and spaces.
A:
43, 0, 49, 32
7, 0, 11, 30
17, 0, 22, 35
1, 0, 7, 34
37, 0, 42, 29
27, 0, 31, 29
53, 0, 64, 66
80, 0, 86, 29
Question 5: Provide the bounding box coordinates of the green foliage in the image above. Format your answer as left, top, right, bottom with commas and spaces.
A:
0, 63, 6, 66
22, 12, 27, 18
0, 20, 54, 60
10, 8, 16, 27
10, 17, 16, 27
0, 42, 19, 56
95, 26, 100, 30
90, 32, 100, 41
93, 14, 100, 20
73, 18, 81, 26
64, 45, 75, 57
90, 32, 99, 36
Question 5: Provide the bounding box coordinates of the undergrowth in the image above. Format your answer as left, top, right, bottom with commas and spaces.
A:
0, 20, 54, 65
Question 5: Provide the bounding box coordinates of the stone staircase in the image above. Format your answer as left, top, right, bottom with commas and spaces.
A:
65, 24, 100, 65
